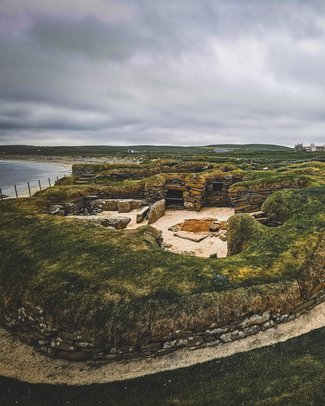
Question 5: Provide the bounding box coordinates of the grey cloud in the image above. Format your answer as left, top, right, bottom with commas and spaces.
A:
1, 0, 325, 146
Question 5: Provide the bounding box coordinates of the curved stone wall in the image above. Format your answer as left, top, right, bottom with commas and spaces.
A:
1, 238, 324, 362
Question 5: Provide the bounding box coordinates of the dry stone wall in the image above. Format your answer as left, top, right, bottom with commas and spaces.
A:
2, 233, 324, 363
230, 190, 278, 213
144, 185, 166, 204
1, 287, 324, 362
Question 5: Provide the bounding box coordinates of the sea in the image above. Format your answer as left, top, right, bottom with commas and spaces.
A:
0, 160, 71, 198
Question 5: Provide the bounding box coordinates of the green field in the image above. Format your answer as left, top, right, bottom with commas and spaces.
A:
1, 143, 324, 164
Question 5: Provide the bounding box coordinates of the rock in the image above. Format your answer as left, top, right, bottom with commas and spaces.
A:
209, 223, 220, 232
184, 202, 196, 210
176, 338, 189, 347
76, 341, 93, 348
173, 330, 193, 339
136, 206, 150, 223
260, 320, 275, 331
219, 221, 228, 230
206, 340, 221, 347
219, 234, 227, 242
51, 204, 64, 211
168, 223, 183, 232
243, 325, 260, 336
174, 232, 209, 242
93, 199, 118, 211
163, 340, 177, 349
208, 326, 228, 334
220, 332, 233, 342
242, 312, 270, 328
141, 343, 161, 351
117, 200, 132, 213
101, 216, 131, 229
38, 339, 49, 346
187, 336, 204, 346
130, 200, 143, 209
148, 199, 166, 224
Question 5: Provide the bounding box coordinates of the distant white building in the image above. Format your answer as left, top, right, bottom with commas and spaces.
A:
294, 143, 325, 152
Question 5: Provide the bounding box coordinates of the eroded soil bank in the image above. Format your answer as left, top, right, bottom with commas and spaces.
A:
0, 301, 324, 386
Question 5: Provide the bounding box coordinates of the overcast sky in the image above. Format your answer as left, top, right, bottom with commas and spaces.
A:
1, 0, 325, 146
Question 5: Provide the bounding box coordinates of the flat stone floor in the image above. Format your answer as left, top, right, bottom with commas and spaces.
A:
99, 207, 235, 257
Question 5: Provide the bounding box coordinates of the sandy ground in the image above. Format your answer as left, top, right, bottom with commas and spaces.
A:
83, 207, 234, 257
0, 301, 324, 385
151, 208, 233, 257
0, 155, 138, 165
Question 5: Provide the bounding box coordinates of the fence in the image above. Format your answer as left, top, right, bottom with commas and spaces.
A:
0, 175, 67, 200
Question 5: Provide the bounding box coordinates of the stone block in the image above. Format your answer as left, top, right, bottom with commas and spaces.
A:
136, 206, 150, 223
148, 199, 166, 224
117, 200, 132, 213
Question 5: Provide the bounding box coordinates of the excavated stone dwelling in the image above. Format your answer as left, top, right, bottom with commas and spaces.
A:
145, 175, 240, 211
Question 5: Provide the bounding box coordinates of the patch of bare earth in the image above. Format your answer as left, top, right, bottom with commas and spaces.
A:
133, 207, 234, 257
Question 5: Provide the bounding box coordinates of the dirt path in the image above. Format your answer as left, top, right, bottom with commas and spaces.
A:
0, 302, 324, 385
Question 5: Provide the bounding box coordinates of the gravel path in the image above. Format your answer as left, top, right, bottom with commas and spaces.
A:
0, 301, 324, 385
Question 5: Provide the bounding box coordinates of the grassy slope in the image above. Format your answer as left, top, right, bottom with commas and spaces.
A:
0, 176, 324, 340
1, 327, 324, 405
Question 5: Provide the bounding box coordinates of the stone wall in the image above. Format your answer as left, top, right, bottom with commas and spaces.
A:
230, 189, 278, 213
144, 185, 166, 205
203, 176, 235, 207
183, 180, 205, 210
1, 287, 324, 362
2, 233, 324, 361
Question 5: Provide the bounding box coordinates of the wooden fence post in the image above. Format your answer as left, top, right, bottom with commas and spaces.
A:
27, 182, 32, 197
38, 180, 42, 191
14, 185, 18, 199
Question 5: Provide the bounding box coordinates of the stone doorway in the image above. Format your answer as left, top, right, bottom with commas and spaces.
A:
166, 189, 184, 208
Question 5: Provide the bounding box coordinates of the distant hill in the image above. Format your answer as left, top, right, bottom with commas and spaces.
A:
0, 143, 292, 155
205, 144, 292, 151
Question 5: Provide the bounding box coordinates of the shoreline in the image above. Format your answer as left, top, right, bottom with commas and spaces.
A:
0, 155, 139, 165
0, 156, 73, 167
0, 301, 324, 386
0, 159, 72, 199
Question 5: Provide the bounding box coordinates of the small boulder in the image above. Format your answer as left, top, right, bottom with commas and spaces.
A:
209, 223, 220, 232
117, 200, 132, 213
101, 216, 131, 229
168, 223, 182, 232
148, 199, 166, 224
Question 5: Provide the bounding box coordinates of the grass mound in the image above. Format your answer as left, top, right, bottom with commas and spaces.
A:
0, 162, 324, 346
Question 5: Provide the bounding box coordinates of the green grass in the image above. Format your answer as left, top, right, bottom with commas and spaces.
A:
1, 143, 325, 165
1, 327, 324, 405
0, 161, 324, 345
